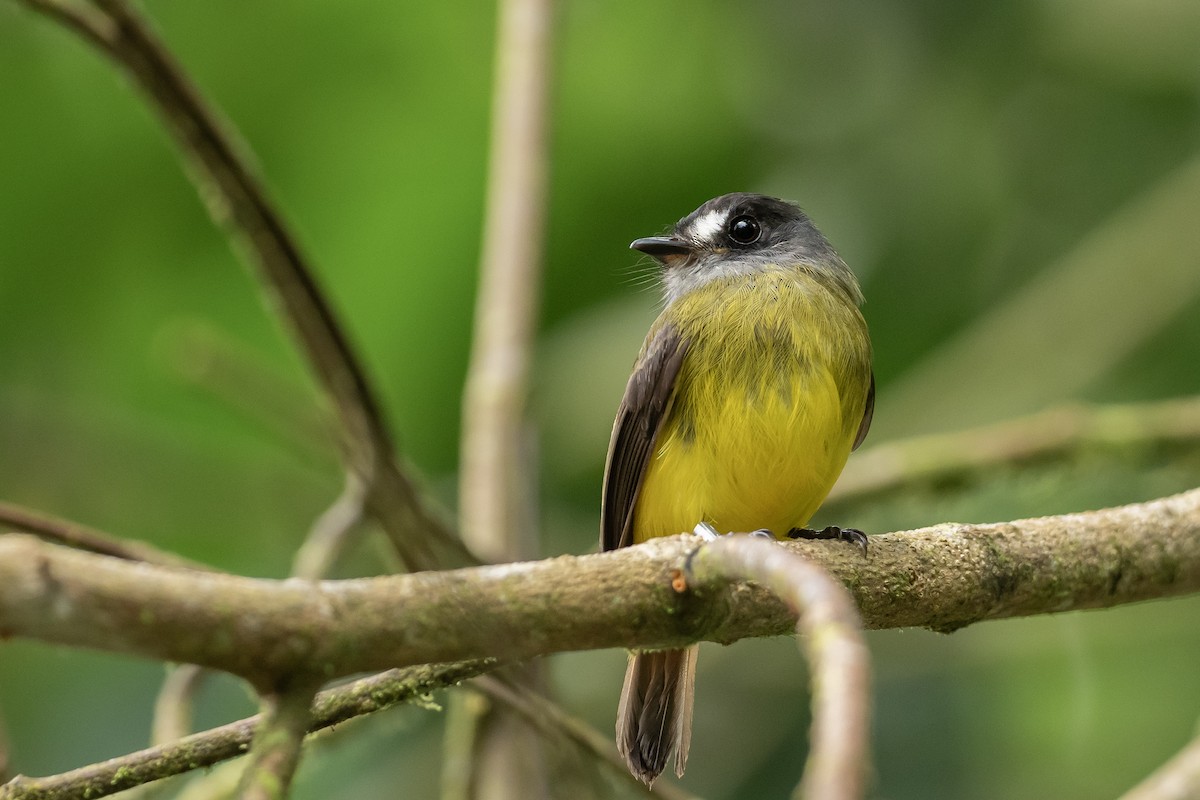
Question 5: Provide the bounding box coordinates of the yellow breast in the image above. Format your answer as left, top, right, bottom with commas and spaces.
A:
632, 268, 871, 541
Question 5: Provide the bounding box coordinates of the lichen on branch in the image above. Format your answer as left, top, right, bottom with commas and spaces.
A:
1, 489, 1197, 691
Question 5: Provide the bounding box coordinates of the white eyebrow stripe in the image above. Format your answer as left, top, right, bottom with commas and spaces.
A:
689, 208, 726, 243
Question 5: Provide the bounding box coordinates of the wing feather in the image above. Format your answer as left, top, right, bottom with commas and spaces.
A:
601, 324, 689, 552
852, 372, 875, 451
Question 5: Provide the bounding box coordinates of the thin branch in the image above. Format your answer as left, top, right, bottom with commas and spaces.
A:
151, 476, 366, 749
459, 0, 553, 562
830, 395, 1200, 505
233, 686, 316, 800
876, 155, 1200, 439
440, 693, 481, 800
0, 500, 208, 570
16, 0, 113, 50
16, 0, 467, 571
686, 538, 869, 800
0, 662, 494, 800
454, 0, 556, 781
0, 703, 10, 785
151, 666, 209, 746
2, 490, 1198, 688
290, 475, 367, 581
175, 761, 242, 800
1120, 732, 1200, 800
470, 677, 700, 800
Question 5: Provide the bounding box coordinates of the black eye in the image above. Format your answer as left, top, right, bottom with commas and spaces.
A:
727, 215, 761, 245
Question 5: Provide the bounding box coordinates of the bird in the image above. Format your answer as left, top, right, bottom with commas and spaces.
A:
601, 192, 874, 785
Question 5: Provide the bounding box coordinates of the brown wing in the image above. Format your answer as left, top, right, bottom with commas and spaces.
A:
852, 372, 875, 451
601, 323, 689, 552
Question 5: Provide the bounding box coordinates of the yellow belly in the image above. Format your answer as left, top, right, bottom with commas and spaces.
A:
632, 269, 869, 541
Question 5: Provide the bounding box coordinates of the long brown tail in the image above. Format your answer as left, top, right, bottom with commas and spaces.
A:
616, 645, 698, 785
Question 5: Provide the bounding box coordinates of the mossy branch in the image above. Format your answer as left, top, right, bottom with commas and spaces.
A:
233, 687, 318, 800
0, 662, 494, 800
1, 490, 1197, 690
2, 490, 1198, 799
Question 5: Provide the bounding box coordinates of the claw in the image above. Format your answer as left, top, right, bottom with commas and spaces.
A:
786, 525, 869, 556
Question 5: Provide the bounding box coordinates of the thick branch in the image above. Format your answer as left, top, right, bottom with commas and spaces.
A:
2, 490, 1198, 689
152, 390, 370, 751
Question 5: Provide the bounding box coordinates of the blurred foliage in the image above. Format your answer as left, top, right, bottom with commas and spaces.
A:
1, 0, 1199, 798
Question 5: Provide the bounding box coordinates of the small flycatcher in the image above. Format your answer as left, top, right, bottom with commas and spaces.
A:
602, 193, 874, 785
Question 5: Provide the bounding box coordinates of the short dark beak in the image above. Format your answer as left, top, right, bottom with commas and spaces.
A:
630, 236, 692, 261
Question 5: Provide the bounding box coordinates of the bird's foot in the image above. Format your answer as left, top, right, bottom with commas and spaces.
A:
786, 525, 869, 556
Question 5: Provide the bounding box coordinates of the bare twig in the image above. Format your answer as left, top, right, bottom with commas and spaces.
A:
0, 500, 208, 570
151, 666, 209, 746
0, 703, 11, 785
459, 0, 553, 562
15, 0, 466, 571
16, 0, 113, 49
454, 0, 555, 784
1120, 731, 1200, 800
831, 395, 1200, 505
470, 677, 700, 800
290, 475, 368, 581
2, 489, 1198, 687
233, 686, 316, 800
687, 537, 869, 800
0, 662, 493, 800
175, 761, 242, 800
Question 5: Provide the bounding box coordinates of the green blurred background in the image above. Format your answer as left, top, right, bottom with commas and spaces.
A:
2, 1, 1200, 798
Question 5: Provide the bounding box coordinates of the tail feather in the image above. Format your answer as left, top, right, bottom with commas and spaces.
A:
616, 646, 698, 785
